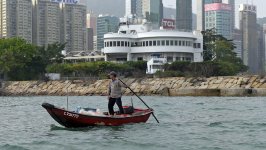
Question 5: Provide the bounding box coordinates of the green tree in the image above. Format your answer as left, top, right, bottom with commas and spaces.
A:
0, 38, 65, 80
202, 28, 227, 61
0, 38, 37, 80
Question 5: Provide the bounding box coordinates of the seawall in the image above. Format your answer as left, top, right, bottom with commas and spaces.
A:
1, 76, 266, 97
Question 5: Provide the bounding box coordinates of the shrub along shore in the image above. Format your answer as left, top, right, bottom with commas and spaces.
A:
1, 76, 266, 97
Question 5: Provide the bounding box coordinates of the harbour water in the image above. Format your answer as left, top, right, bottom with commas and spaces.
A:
1, 96, 266, 150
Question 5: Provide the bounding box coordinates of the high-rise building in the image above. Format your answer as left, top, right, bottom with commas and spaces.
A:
232, 29, 242, 58
124, 0, 163, 28
60, 3, 87, 52
197, 0, 205, 31
176, 0, 192, 31
125, 0, 137, 17
96, 15, 119, 50
86, 12, 97, 51
263, 24, 266, 73
87, 28, 94, 50
205, 3, 233, 39
239, 4, 259, 74
257, 24, 265, 74
142, 0, 163, 28
32, 0, 61, 47
0, 0, 32, 42
229, 0, 235, 29
86, 12, 97, 35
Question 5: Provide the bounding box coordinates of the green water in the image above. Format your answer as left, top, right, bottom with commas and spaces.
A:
1, 96, 266, 150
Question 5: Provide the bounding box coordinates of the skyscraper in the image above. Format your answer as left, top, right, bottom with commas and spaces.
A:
125, 0, 137, 17
229, 0, 235, 29
87, 28, 94, 50
142, 0, 163, 28
197, 0, 205, 31
86, 12, 97, 35
205, 2, 233, 39
239, 4, 259, 73
60, 3, 87, 52
257, 24, 265, 74
96, 15, 119, 50
176, 0, 192, 31
0, 0, 32, 43
32, 0, 61, 47
221, 0, 235, 30
86, 12, 97, 51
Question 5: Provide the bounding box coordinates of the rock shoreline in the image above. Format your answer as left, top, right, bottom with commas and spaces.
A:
1, 76, 266, 97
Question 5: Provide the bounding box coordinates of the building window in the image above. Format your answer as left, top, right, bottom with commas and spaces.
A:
117, 41, 120, 46
137, 57, 143, 61
162, 40, 165, 46
170, 40, 174, 46
121, 41, 125, 47
185, 57, 192, 62
136, 42, 141, 47
110, 41, 113, 47
188, 41, 191, 46
143, 41, 145, 46
153, 40, 157, 46
146, 41, 149, 46
182, 41, 185, 46
179, 41, 182, 46
128, 42, 130, 47
197, 43, 201, 48
167, 56, 173, 62
104, 42, 106, 47
113, 41, 116, 47
175, 41, 178, 46
125, 41, 128, 47
193, 43, 201, 48
157, 40, 161, 46
107, 42, 110, 47
176, 57, 181, 61
166, 40, 170, 46
149, 41, 152, 46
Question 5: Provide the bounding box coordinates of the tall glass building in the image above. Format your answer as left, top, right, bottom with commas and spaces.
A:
96, 15, 119, 50
205, 3, 233, 39
176, 0, 192, 31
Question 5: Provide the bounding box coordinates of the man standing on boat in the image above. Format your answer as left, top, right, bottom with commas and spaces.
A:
107, 71, 126, 115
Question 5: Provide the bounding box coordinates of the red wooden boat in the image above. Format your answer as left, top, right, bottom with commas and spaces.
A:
42, 103, 153, 127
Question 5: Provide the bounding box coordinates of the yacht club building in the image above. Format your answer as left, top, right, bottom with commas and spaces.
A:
103, 19, 203, 74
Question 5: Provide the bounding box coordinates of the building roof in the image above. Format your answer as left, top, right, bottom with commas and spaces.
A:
104, 30, 202, 40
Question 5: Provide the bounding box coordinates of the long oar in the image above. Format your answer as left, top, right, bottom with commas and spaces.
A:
119, 79, 159, 123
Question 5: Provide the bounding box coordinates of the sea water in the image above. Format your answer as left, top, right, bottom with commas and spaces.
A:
0, 96, 266, 150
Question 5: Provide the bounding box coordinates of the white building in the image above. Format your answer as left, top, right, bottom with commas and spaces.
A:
103, 19, 203, 74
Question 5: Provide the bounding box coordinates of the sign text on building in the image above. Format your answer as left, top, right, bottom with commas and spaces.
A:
205, 3, 231, 11
162, 19, 175, 30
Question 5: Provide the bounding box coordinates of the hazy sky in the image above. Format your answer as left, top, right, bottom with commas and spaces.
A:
163, 0, 266, 18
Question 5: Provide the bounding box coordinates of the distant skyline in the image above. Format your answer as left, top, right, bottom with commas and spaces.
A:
163, 0, 266, 18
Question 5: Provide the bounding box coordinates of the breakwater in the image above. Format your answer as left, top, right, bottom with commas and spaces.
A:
1, 76, 266, 96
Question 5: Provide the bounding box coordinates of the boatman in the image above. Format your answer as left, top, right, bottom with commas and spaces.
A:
107, 71, 127, 115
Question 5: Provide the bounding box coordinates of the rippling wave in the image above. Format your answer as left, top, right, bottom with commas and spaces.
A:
1, 96, 266, 150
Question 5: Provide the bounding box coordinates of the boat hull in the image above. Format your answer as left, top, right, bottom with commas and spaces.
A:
42, 103, 153, 127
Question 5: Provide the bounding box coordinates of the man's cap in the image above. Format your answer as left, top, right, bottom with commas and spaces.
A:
108, 71, 117, 76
